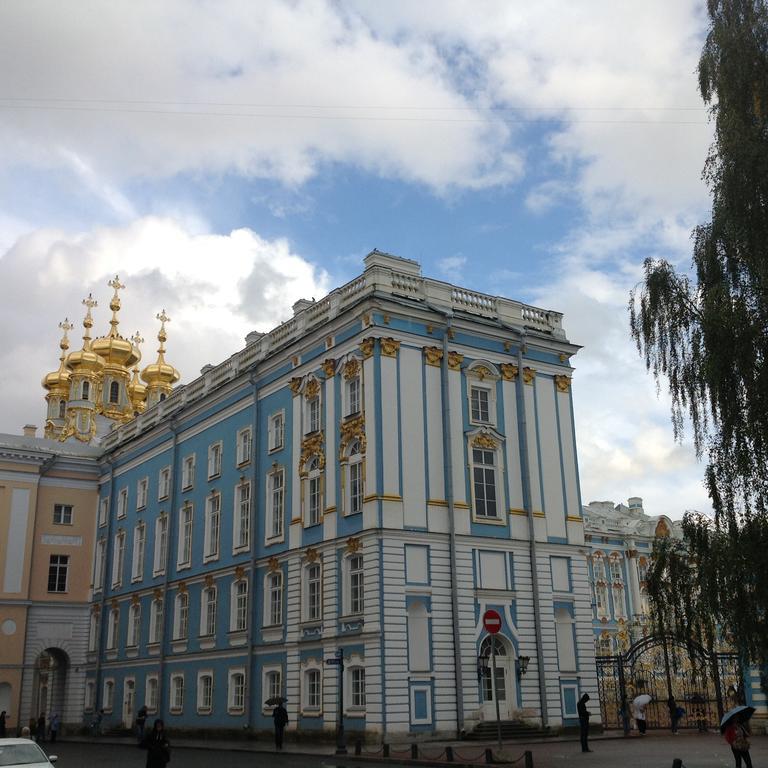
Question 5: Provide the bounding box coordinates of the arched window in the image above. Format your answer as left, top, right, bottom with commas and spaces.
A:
305, 457, 322, 527
479, 636, 507, 703
200, 586, 217, 637
81, 380, 90, 400
109, 380, 120, 404
58, 399, 66, 418
592, 556, 606, 582
346, 440, 363, 516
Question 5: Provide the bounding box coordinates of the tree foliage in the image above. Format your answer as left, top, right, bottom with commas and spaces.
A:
630, 0, 768, 666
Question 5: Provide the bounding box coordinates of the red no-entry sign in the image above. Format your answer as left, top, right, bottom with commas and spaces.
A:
482, 609, 502, 634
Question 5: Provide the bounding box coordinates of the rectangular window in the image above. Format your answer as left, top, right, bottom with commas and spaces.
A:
158, 467, 171, 500
178, 504, 193, 567
555, 606, 577, 672
308, 475, 321, 526
229, 671, 245, 713
198, 673, 213, 713
93, 538, 106, 591
232, 581, 248, 632
236, 427, 252, 465
268, 470, 284, 540
204, 493, 221, 560
479, 550, 507, 589
347, 377, 361, 416
268, 573, 282, 626
127, 605, 140, 647
153, 515, 168, 576
470, 387, 491, 423
107, 609, 118, 650
266, 670, 282, 703
117, 487, 128, 519
610, 559, 623, 582
103, 680, 115, 712
207, 442, 222, 479
132, 524, 146, 582
149, 600, 163, 644
85, 680, 95, 711
146, 676, 159, 712
306, 563, 321, 622
174, 593, 189, 640
88, 613, 98, 652
234, 482, 251, 550
170, 675, 184, 712
351, 668, 366, 708
47, 554, 69, 592
269, 412, 284, 452
349, 555, 364, 615
53, 503, 73, 525
182, 454, 195, 490
305, 669, 321, 710
112, 531, 125, 586
349, 461, 363, 515
136, 478, 148, 510
404, 545, 429, 585
98, 497, 109, 527
202, 587, 217, 636
472, 448, 498, 518
307, 397, 320, 434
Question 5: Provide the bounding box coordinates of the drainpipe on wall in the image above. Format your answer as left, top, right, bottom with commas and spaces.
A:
155, 418, 179, 716
245, 370, 260, 729
516, 333, 549, 729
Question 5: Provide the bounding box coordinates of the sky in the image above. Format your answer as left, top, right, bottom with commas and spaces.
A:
0, 0, 715, 517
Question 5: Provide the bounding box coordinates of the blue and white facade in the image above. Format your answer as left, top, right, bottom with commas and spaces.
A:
83, 251, 597, 737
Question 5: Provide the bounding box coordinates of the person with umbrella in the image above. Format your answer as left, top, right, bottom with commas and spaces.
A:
268, 696, 288, 751
632, 694, 651, 735
721, 705, 755, 768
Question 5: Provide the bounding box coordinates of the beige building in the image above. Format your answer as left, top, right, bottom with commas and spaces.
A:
0, 428, 100, 734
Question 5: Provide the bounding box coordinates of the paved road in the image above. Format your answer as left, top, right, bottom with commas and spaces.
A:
36, 733, 767, 768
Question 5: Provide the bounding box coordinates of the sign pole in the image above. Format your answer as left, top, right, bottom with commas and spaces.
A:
491, 637, 502, 749
335, 648, 347, 755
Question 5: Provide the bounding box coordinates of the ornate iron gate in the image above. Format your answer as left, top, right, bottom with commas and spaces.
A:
596, 635, 742, 731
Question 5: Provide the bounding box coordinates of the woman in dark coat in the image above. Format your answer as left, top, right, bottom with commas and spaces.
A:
142, 719, 171, 768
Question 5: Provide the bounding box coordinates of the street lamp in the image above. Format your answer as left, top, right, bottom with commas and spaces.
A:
518, 656, 530, 677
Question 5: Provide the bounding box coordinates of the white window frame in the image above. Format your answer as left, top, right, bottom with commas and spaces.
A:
612, 584, 626, 619
204, 492, 221, 562
88, 612, 99, 652
197, 670, 214, 714
182, 454, 195, 490
348, 665, 366, 711
177, 502, 193, 569
264, 570, 283, 627
610, 557, 623, 582
230, 579, 249, 633
173, 592, 189, 641
200, 585, 217, 637
302, 665, 322, 714
409, 684, 433, 725
268, 411, 285, 452
344, 553, 364, 617
306, 393, 320, 434
469, 444, 505, 522
117, 487, 128, 519
84, 680, 95, 711
207, 441, 223, 480
136, 477, 148, 510
103, 678, 115, 713
158, 466, 171, 501
98, 496, 109, 527
236, 427, 252, 466
149, 598, 163, 645
233, 482, 251, 552
469, 384, 494, 425
93, 538, 106, 592
170, 674, 184, 714
228, 668, 246, 714
266, 467, 285, 543
303, 561, 322, 623
106, 607, 119, 650
131, 523, 146, 582
145, 674, 159, 713
153, 514, 168, 576
111, 530, 126, 587
344, 441, 364, 516
345, 375, 361, 417
127, 603, 141, 647
53, 503, 73, 525
262, 666, 282, 713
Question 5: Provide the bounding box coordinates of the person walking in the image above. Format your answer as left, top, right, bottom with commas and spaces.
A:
48, 713, 60, 743
0, 710, 7, 738
272, 701, 289, 751
724, 720, 753, 768
136, 705, 148, 743
577, 693, 592, 752
91, 708, 103, 737
36, 713, 46, 743
634, 701, 647, 734
141, 719, 171, 768
668, 696, 681, 734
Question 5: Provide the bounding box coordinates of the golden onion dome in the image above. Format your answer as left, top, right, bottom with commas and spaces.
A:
66, 295, 106, 374
91, 275, 140, 369
128, 332, 148, 409
42, 319, 73, 391
141, 310, 181, 388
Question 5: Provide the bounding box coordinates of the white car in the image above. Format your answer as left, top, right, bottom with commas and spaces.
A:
0, 739, 58, 766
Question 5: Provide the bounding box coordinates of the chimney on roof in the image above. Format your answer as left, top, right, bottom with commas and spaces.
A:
628, 496, 643, 510
292, 298, 315, 316
23, 424, 37, 438
245, 330, 264, 346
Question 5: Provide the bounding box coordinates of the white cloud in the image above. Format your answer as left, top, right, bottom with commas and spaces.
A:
0, 217, 330, 434
437, 254, 467, 283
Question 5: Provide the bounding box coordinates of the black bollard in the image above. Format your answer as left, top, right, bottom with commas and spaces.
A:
485, 747, 493, 764
672, 760, 683, 768
354, 739, 361, 756
446, 745, 454, 762
411, 743, 419, 759
383, 743, 389, 758
525, 750, 534, 768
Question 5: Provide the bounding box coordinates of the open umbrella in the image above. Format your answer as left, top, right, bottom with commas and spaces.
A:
720, 705, 755, 733
265, 696, 285, 706
633, 694, 652, 709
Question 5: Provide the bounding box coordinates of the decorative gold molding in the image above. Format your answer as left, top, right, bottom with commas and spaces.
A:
360, 337, 375, 358
428, 499, 449, 507
339, 414, 366, 458
472, 433, 498, 450
204, 574, 214, 588
346, 536, 361, 553
177, 581, 187, 594
523, 367, 536, 385
343, 358, 360, 380
380, 337, 400, 357
111, 599, 119, 610
326, 335, 334, 349
559, 353, 570, 363
234, 565, 245, 580
291, 355, 299, 367
131, 594, 140, 605
321, 358, 336, 377
268, 556, 280, 572
305, 547, 319, 563
304, 377, 320, 399
447, 351, 463, 370
504, 341, 512, 352
300, 432, 325, 475
454, 502, 470, 509
324, 505, 337, 514
554, 374, 571, 393
471, 365, 492, 381
423, 346, 443, 367
383, 314, 390, 325
426, 324, 434, 334
289, 377, 303, 395
566, 515, 583, 522
153, 588, 163, 600
500, 363, 518, 381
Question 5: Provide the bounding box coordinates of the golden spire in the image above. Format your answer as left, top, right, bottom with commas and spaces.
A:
82, 293, 97, 349
107, 274, 125, 338
140, 309, 180, 404
128, 331, 148, 413
58, 317, 73, 358
156, 309, 170, 360
42, 318, 74, 391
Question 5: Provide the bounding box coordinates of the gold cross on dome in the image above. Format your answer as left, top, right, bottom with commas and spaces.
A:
156, 309, 171, 329
82, 293, 98, 311
59, 318, 73, 335
108, 274, 125, 295
131, 331, 144, 347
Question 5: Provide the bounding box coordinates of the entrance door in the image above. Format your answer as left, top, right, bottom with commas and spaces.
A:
480, 636, 515, 719
123, 679, 135, 730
